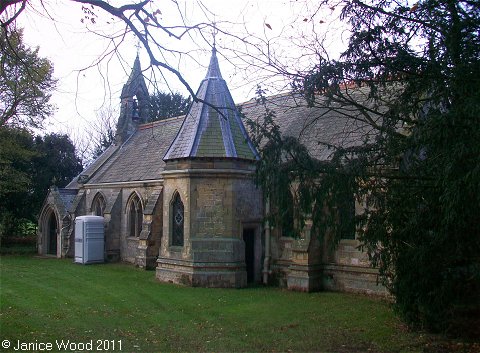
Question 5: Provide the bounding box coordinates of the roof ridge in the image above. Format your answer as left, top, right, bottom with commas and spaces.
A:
238, 91, 301, 108
138, 115, 186, 130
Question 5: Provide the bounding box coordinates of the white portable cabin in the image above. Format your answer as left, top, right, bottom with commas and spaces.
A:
74, 215, 105, 264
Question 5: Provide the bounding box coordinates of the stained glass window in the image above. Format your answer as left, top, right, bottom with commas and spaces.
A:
172, 192, 184, 246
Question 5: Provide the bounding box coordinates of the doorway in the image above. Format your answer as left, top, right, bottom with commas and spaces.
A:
47, 212, 58, 255
243, 228, 255, 283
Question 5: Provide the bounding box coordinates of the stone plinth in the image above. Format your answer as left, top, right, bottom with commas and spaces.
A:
286, 220, 323, 292
156, 238, 246, 288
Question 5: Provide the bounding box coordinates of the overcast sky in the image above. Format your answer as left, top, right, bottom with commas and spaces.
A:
17, 0, 346, 143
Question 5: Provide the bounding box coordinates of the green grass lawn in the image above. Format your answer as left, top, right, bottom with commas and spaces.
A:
0, 256, 447, 352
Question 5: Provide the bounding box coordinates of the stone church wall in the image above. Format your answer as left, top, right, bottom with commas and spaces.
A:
117, 185, 163, 265
69, 184, 163, 267
265, 198, 386, 294
157, 159, 263, 287
322, 239, 386, 295
269, 231, 294, 287
137, 187, 163, 269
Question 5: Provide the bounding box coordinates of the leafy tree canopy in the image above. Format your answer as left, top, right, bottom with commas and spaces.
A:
0, 127, 35, 238
0, 127, 35, 199
0, 130, 82, 238
0, 26, 56, 129
251, 0, 480, 335
0, 25, 61, 238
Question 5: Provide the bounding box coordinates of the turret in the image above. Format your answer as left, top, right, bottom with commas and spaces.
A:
157, 47, 263, 288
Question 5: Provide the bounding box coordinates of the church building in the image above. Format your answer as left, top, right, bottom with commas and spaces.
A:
37, 48, 385, 294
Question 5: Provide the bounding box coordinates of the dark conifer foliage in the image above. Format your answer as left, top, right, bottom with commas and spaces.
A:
148, 91, 191, 122
250, 1, 480, 335
0, 131, 82, 237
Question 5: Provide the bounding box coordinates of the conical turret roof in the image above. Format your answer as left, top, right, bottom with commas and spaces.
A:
163, 48, 259, 161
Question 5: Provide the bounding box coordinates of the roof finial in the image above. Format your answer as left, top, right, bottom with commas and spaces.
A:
135, 39, 141, 56
212, 19, 217, 51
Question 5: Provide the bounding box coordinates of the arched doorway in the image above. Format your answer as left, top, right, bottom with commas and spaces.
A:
47, 211, 58, 255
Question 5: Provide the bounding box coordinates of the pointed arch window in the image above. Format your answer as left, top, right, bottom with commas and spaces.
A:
171, 192, 184, 246
128, 193, 143, 238
92, 193, 106, 217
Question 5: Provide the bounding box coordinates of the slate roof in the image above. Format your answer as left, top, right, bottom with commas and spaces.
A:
240, 89, 379, 161
58, 189, 78, 210
65, 47, 379, 189
43, 187, 78, 217
163, 48, 259, 161
66, 117, 184, 187
66, 89, 375, 188
90, 117, 184, 184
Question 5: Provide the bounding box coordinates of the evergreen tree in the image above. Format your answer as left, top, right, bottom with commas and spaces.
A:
32, 133, 83, 205
251, 0, 480, 335
0, 127, 36, 237
148, 91, 191, 122
0, 131, 82, 238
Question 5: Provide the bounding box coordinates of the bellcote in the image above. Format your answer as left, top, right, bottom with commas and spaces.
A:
120, 55, 148, 99
115, 55, 150, 145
